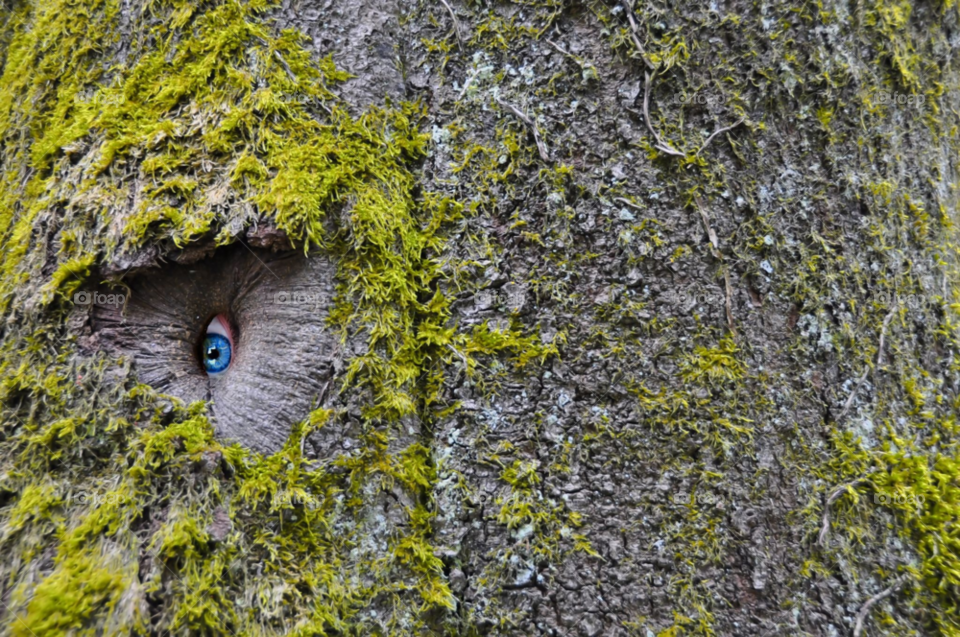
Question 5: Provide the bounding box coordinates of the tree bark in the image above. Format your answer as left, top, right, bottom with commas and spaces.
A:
0, 0, 958, 636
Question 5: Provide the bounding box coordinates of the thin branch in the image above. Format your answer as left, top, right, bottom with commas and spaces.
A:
457, 76, 474, 100
629, 77, 744, 159
496, 98, 551, 162
641, 71, 685, 157
817, 301, 901, 545
694, 197, 736, 336
819, 301, 905, 546
447, 343, 469, 369
852, 576, 906, 637
311, 97, 333, 117
697, 116, 746, 155
838, 301, 898, 421
438, 0, 463, 49
614, 197, 644, 212
273, 50, 297, 82
259, 38, 333, 115
545, 38, 577, 61
621, 57, 747, 160
818, 479, 870, 547
620, 0, 654, 70
721, 269, 736, 337
694, 197, 721, 252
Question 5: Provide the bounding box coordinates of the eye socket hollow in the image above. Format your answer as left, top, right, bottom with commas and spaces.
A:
201, 315, 233, 375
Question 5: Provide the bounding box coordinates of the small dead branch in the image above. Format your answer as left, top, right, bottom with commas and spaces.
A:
626, 71, 745, 159
258, 39, 332, 115
817, 299, 901, 546
614, 197, 644, 212
694, 197, 721, 252
623, 0, 742, 159
818, 479, 870, 547
693, 197, 736, 336
447, 343, 469, 369
697, 116, 746, 155
496, 98, 551, 162
545, 39, 599, 80
545, 39, 576, 60
852, 576, 906, 637
837, 301, 898, 422
273, 50, 297, 82
640, 71, 684, 157
720, 269, 736, 337
438, 0, 464, 49
620, 0, 654, 70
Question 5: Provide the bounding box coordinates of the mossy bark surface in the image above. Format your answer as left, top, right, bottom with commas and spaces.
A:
1, 0, 960, 635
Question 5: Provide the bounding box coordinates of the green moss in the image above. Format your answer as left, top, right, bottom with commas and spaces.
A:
16, 549, 136, 637
680, 336, 745, 385
1, 0, 957, 632
0, 0, 459, 430
0, 0, 480, 633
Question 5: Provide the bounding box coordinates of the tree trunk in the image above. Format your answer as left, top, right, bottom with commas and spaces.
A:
0, 0, 958, 635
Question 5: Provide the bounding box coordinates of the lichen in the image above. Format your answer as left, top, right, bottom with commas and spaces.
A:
4, 0, 960, 633
0, 0, 567, 633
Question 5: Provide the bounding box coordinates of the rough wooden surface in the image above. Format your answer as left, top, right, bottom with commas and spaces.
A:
0, 0, 958, 635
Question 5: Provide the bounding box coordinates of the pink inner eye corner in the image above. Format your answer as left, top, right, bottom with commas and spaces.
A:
206, 314, 234, 349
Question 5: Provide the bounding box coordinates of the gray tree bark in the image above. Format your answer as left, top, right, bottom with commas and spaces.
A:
0, 0, 957, 636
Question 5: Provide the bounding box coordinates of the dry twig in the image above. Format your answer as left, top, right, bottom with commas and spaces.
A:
817, 302, 900, 547
837, 301, 898, 421
641, 71, 684, 156
273, 50, 297, 82
817, 301, 899, 546
447, 343, 469, 368
818, 479, 870, 547
852, 576, 906, 637
697, 116, 746, 155
620, 0, 743, 158
628, 72, 744, 159
615, 197, 644, 211
260, 38, 332, 115
496, 98, 551, 162
545, 39, 576, 60
693, 197, 736, 336
620, 0, 654, 70
438, 0, 463, 49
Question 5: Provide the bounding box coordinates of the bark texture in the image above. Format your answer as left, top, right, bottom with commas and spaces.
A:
0, 0, 959, 636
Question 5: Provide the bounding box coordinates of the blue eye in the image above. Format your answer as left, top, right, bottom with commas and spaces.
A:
203, 334, 231, 374
203, 315, 233, 375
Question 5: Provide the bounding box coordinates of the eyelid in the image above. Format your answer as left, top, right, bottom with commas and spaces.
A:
206, 314, 233, 348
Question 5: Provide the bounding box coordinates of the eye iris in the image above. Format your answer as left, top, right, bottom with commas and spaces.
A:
202, 334, 231, 374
